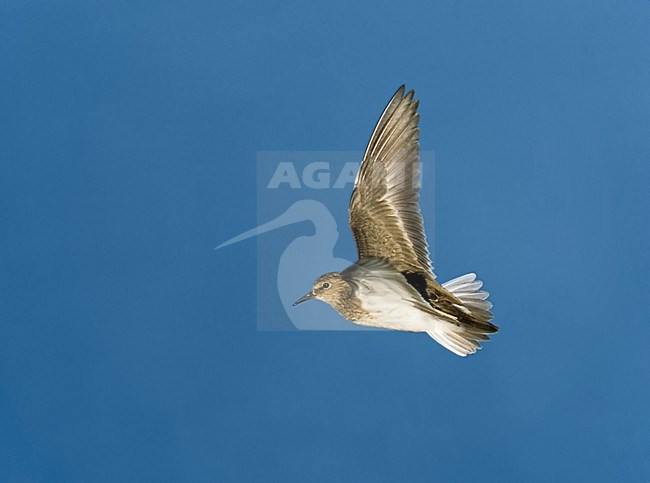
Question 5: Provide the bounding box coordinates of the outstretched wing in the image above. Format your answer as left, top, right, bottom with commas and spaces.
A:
348, 86, 497, 338
349, 85, 432, 275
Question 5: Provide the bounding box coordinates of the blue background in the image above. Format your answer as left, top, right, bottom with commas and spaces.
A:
1, 1, 649, 481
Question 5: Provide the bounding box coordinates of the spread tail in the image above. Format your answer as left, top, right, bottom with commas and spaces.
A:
427, 273, 498, 357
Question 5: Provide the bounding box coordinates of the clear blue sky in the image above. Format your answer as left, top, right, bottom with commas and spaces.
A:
1, 1, 649, 481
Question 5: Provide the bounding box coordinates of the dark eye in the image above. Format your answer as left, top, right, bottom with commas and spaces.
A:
322, 282, 331, 289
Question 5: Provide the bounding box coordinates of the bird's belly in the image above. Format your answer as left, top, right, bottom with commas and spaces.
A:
354, 278, 437, 332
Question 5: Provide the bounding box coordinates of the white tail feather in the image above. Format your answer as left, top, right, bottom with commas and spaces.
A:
427, 328, 481, 357
427, 273, 496, 357
443, 272, 493, 317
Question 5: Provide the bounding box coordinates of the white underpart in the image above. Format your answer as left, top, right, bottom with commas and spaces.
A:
347, 260, 492, 357
349, 261, 450, 333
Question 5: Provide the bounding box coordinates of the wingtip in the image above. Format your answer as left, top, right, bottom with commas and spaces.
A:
391, 84, 406, 100
390, 85, 418, 107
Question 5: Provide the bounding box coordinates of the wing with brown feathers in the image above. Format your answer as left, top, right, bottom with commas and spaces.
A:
349, 86, 497, 334
349, 85, 432, 275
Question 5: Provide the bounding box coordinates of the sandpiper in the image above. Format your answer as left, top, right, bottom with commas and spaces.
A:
293, 85, 498, 356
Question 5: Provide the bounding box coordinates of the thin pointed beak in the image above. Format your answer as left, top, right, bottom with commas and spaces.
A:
293, 292, 315, 306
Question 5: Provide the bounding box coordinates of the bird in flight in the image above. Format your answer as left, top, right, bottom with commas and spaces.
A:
293, 85, 498, 356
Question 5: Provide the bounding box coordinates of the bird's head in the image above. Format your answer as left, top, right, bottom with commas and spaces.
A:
293, 272, 349, 307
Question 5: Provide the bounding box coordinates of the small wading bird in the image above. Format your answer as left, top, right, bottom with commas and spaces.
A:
293, 85, 498, 356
